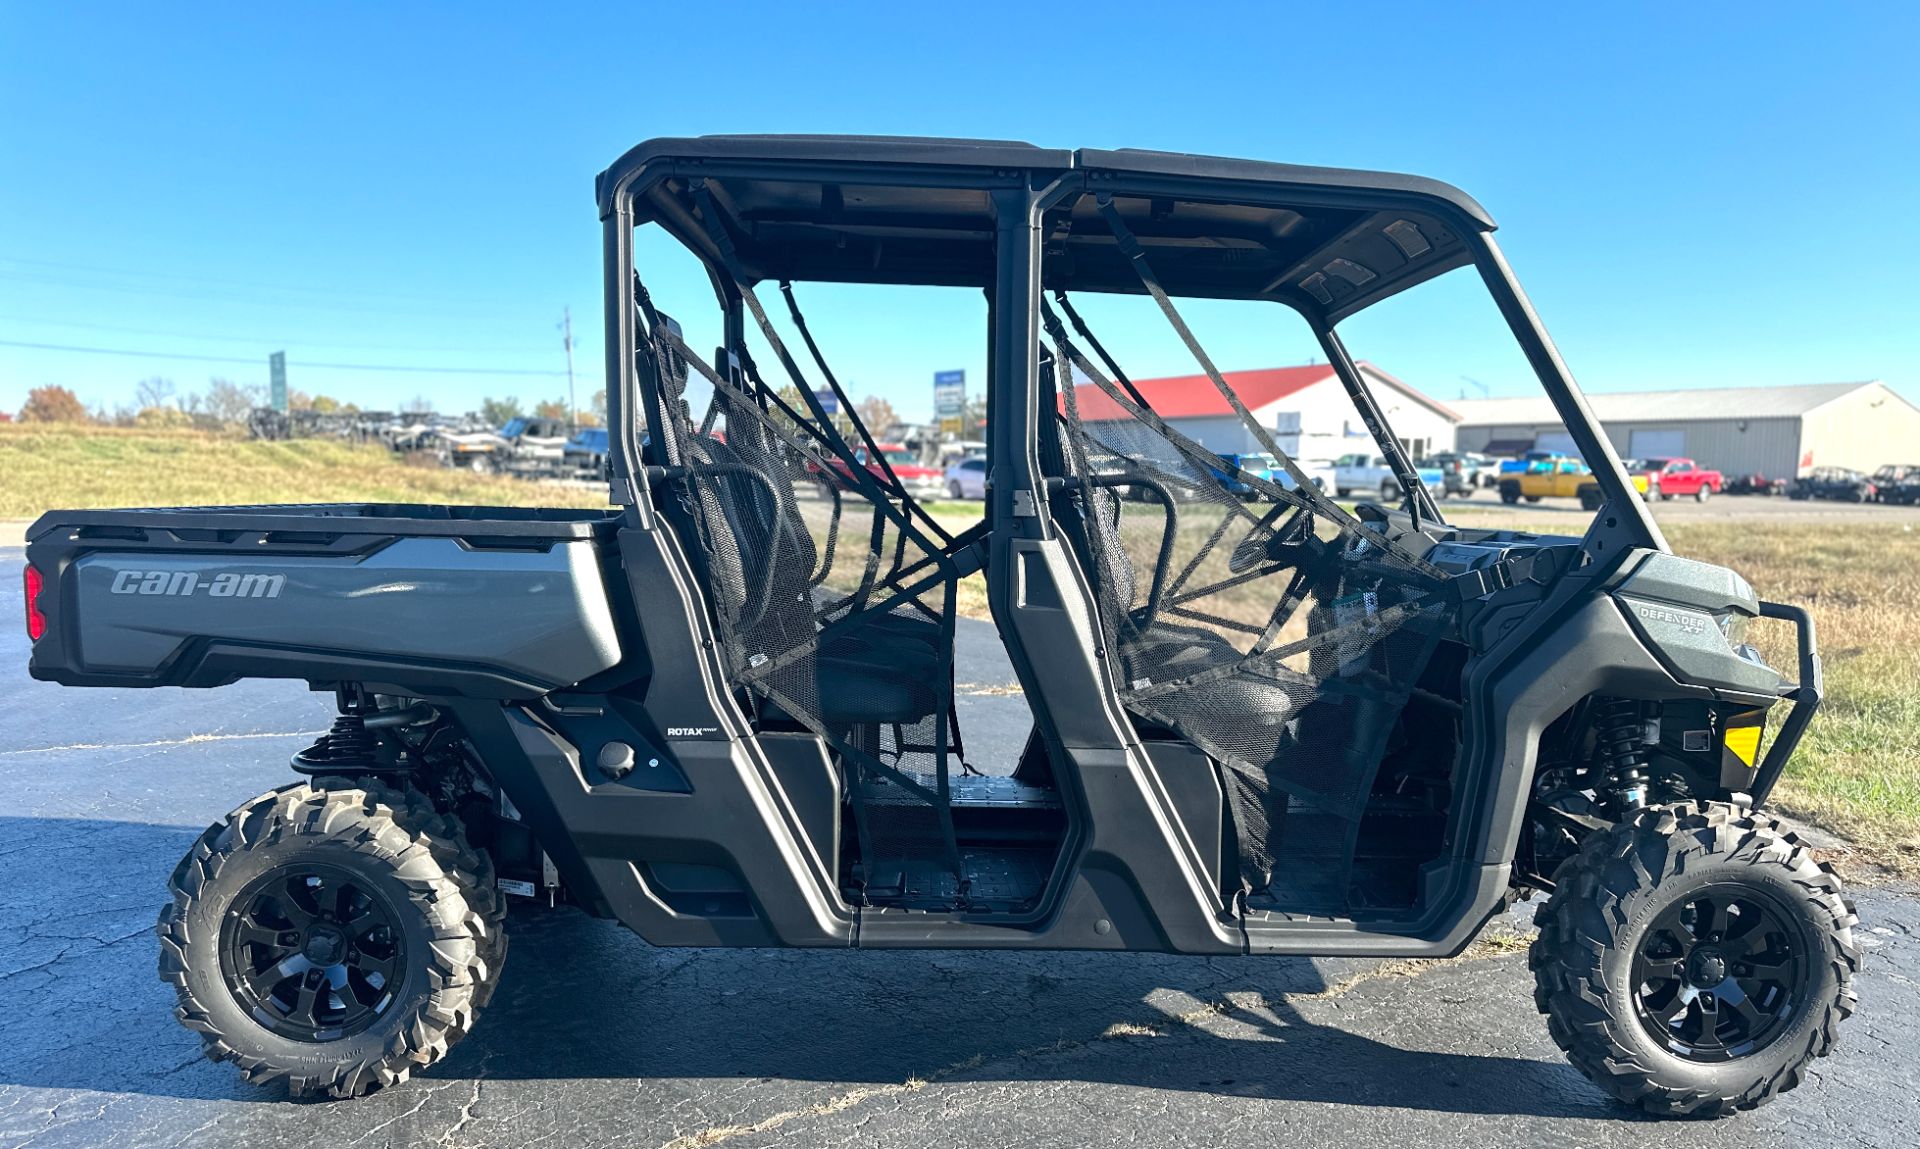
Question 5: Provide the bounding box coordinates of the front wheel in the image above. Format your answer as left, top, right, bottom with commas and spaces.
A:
1695, 486, 1712, 503
1531, 800, 1857, 1117
157, 780, 505, 1098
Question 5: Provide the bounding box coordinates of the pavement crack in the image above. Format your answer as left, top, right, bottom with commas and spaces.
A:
0, 730, 322, 757
652, 929, 1533, 1149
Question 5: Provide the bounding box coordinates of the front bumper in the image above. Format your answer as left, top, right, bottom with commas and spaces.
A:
1750, 600, 1823, 805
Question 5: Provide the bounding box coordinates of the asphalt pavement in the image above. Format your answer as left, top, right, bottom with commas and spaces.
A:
2, 546, 1916, 1148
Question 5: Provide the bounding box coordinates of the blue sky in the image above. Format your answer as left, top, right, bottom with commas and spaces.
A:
3, 3, 1915, 422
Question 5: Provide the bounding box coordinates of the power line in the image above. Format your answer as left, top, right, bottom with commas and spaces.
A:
0, 270, 534, 320
0, 255, 526, 309
0, 338, 574, 378
6, 314, 557, 355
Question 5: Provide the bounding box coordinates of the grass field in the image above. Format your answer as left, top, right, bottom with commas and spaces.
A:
0, 424, 605, 518
4, 426, 1913, 872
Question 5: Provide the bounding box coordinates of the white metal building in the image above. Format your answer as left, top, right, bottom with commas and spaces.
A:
1451, 381, 1920, 479
1071, 362, 1460, 463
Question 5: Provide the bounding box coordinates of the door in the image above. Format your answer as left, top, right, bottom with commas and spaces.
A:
1629, 428, 1686, 460
1533, 431, 1579, 456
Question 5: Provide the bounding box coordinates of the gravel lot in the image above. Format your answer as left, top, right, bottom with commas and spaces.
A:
2, 546, 1916, 1148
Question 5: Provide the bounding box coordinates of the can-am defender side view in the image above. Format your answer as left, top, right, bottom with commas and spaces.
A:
23, 137, 1852, 1114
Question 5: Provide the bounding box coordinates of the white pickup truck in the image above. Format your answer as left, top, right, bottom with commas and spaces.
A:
1331, 453, 1445, 500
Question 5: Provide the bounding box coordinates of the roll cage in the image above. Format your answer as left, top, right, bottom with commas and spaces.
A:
589, 135, 1671, 950
596, 135, 1661, 554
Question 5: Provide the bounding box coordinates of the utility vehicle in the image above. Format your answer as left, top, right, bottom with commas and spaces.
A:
1789, 466, 1875, 502
23, 136, 1851, 1114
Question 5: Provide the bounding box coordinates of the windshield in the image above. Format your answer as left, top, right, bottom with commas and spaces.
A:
1335, 261, 1641, 535
879, 448, 918, 466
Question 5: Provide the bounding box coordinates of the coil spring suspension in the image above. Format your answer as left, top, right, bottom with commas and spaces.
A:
1595, 697, 1656, 810
292, 713, 385, 773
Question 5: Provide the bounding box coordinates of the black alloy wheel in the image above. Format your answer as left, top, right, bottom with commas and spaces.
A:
221, 863, 407, 1042
1630, 883, 1811, 1062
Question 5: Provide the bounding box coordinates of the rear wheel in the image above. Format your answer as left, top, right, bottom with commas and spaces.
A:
158, 780, 504, 1098
1531, 800, 1857, 1117
948, 481, 963, 499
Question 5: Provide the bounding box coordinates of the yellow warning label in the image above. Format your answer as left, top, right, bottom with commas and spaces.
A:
1725, 725, 1763, 766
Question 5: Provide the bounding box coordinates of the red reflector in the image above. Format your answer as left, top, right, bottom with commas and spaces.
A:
23, 564, 46, 642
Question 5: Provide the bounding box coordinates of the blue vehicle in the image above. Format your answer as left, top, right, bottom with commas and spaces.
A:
564, 427, 611, 476
1209, 452, 1339, 499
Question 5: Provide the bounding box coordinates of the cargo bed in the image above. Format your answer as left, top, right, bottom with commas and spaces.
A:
25, 503, 627, 698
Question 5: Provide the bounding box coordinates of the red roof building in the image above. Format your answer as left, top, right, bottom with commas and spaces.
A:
1064, 362, 1461, 461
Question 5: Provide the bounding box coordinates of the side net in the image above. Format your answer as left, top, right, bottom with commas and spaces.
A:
635, 279, 974, 908
1043, 279, 1457, 914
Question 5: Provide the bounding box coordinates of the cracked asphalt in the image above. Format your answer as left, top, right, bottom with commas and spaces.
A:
2, 546, 1917, 1148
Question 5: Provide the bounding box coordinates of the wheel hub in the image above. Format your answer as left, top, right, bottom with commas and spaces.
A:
302, 926, 346, 965
219, 863, 406, 1042
1630, 883, 1810, 1062
1686, 948, 1727, 988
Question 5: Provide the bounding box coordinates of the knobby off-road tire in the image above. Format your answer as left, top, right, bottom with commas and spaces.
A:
1531, 799, 1858, 1117
158, 779, 507, 1098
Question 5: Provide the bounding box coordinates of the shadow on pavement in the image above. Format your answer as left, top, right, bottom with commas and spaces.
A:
0, 816, 1614, 1119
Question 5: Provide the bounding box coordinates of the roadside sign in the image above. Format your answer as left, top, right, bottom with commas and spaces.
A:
269, 352, 288, 414
938, 416, 965, 436
814, 388, 838, 415
933, 370, 965, 421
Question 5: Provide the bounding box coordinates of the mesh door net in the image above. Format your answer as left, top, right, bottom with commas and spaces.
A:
635, 286, 973, 908
1043, 295, 1455, 914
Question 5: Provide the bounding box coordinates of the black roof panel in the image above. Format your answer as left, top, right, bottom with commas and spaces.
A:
598, 135, 1492, 229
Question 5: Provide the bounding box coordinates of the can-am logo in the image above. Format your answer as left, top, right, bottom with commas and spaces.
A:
109, 570, 285, 599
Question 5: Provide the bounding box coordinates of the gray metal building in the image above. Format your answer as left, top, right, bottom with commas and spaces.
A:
1451, 381, 1920, 479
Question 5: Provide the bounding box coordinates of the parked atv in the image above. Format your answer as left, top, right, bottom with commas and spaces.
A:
23, 136, 1850, 1115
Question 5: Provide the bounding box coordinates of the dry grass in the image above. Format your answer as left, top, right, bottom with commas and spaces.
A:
0, 424, 605, 519
7, 427, 1911, 869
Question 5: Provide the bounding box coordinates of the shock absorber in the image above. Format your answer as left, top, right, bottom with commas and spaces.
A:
1595, 697, 1658, 811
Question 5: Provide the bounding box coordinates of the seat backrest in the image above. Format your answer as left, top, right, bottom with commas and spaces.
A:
647, 334, 820, 662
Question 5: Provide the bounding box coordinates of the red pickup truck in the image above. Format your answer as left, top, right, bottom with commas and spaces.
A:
1635, 457, 1724, 502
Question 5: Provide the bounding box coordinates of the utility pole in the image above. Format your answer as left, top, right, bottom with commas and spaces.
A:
560, 307, 577, 428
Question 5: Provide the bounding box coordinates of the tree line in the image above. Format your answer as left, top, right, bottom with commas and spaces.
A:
12, 379, 610, 430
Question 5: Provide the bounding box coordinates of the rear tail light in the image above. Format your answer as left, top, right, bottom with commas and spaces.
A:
23, 564, 46, 642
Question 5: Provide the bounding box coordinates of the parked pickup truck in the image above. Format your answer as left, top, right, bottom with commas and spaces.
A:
496, 417, 571, 476
1634, 457, 1723, 502
1329, 453, 1444, 500
23, 504, 624, 697
1498, 455, 1652, 509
